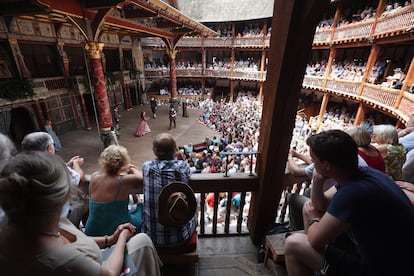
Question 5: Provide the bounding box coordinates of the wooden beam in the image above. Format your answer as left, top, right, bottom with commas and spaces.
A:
123, 8, 157, 18
248, 0, 330, 244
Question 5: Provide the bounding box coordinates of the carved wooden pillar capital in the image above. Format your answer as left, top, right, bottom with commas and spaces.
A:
168, 48, 177, 59
85, 42, 105, 59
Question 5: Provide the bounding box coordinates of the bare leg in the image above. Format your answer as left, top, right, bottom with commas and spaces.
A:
284, 232, 325, 276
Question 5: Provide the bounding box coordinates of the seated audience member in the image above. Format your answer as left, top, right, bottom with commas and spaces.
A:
402, 148, 414, 183
142, 133, 197, 246
284, 130, 414, 276
21, 131, 87, 226
398, 113, 414, 145
0, 151, 161, 275
286, 147, 367, 231
345, 126, 385, 172
399, 113, 414, 182
396, 180, 414, 204
0, 133, 17, 228
0, 133, 17, 170
372, 124, 406, 180
85, 145, 143, 236
286, 149, 315, 231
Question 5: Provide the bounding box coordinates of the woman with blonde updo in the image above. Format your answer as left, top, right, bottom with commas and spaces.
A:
0, 151, 161, 275
85, 145, 144, 236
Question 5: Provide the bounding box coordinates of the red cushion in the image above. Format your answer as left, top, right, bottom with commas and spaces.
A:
156, 231, 197, 254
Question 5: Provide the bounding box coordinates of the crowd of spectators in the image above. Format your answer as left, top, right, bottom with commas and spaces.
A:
316, 0, 414, 31
306, 59, 408, 89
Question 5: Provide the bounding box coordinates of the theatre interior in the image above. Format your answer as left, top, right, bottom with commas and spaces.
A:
0, 0, 413, 275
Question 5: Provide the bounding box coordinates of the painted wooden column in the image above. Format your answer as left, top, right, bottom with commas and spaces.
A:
8, 38, 31, 79
258, 83, 264, 103
395, 56, 414, 109
168, 48, 178, 102
79, 93, 91, 130
57, 42, 70, 77
248, 0, 330, 244
229, 79, 234, 102
42, 99, 51, 123
69, 94, 81, 129
354, 103, 367, 126
316, 93, 330, 128
358, 44, 381, 96
258, 49, 267, 103
33, 100, 46, 128
201, 47, 206, 99
229, 48, 235, 102
323, 48, 336, 88
123, 84, 132, 110
84, 42, 113, 136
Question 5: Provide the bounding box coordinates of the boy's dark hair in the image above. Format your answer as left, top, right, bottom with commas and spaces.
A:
306, 129, 358, 171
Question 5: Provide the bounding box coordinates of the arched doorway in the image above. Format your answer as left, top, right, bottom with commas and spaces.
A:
9, 106, 37, 149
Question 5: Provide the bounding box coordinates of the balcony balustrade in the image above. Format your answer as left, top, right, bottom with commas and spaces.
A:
302, 75, 413, 123
360, 84, 399, 109
203, 37, 234, 47
313, 29, 331, 45
189, 151, 259, 236
176, 37, 203, 47
374, 6, 414, 37
325, 79, 360, 97
233, 36, 265, 48
190, 173, 258, 236
332, 20, 373, 43
302, 75, 324, 89
176, 68, 202, 77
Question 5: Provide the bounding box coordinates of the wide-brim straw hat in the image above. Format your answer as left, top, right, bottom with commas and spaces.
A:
158, 182, 196, 227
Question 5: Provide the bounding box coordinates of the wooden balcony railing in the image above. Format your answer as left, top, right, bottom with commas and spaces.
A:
176, 37, 203, 47
325, 78, 360, 97
142, 36, 270, 49
313, 29, 331, 45
139, 6, 414, 49
360, 84, 399, 109
374, 6, 414, 37
189, 173, 259, 236
332, 20, 373, 44
233, 36, 266, 48
188, 151, 259, 236
144, 68, 266, 81
302, 75, 324, 89
176, 68, 202, 77
203, 37, 234, 47
302, 75, 414, 123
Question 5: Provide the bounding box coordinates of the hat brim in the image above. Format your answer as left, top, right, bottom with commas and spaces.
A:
158, 182, 197, 227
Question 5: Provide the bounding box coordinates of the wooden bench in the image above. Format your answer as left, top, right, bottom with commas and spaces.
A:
159, 250, 199, 265
264, 230, 304, 270
157, 231, 199, 265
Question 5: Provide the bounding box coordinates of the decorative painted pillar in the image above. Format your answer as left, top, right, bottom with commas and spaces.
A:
316, 93, 329, 129
123, 84, 132, 110
258, 83, 264, 103
33, 100, 46, 127
229, 48, 235, 102
84, 42, 112, 145
9, 38, 31, 79
229, 80, 234, 102
354, 103, 367, 126
69, 94, 81, 129
57, 42, 70, 77
259, 50, 267, 104
201, 47, 206, 99
79, 93, 91, 130
168, 48, 178, 104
